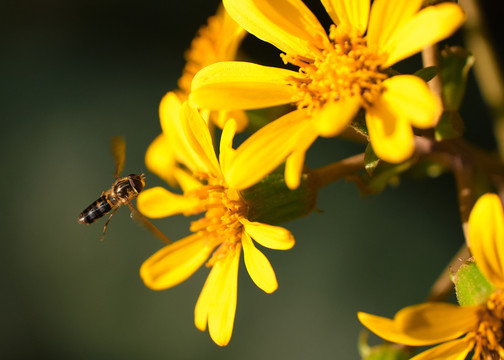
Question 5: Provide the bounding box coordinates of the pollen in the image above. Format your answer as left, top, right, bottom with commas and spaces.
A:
188, 176, 248, 267
470, 291, 504, 359
284, 25, 388, 114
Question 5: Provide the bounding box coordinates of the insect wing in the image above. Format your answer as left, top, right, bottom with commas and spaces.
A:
127, 203, 172, 244
111, 136, 126, 178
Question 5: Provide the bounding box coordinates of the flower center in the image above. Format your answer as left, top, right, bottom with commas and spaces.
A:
471, 291, 504, 359
188, 176, 248, 267
283, 25, 388, 114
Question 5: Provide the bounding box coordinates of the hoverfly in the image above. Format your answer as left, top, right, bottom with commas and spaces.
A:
78, 136, 171, 243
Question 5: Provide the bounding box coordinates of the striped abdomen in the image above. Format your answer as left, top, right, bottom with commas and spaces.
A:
78, 195, 117, 224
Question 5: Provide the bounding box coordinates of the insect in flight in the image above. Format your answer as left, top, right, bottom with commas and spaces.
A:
78, 136, 171, 243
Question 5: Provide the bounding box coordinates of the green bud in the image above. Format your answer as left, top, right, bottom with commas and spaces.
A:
240, 165, 317, 225
435, 110, 465, 140
453, 260, 495, 306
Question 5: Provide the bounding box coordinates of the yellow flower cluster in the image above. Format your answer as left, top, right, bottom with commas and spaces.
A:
135, 0, 472, 350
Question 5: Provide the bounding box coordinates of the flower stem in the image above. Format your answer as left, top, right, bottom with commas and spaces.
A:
308, 153, 365, 190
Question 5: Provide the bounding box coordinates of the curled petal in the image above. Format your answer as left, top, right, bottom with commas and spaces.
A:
208, 244, 241, 347
241, 219, 295, 250
242, 232, 278, 294
190, 62, 299, 110
284, 123, 318, 189
384, 3, 465, 67
223, 0, 328, 57
366, 99, 415, 164
195, 257, 222, 332
137, 187, 202, 218
224, 109, 310, 190
219, 118, 238, 178
468, 193, 504, 288
140, 233, 216, 290
381, 75, 442, 129
358, 303, 479, 346
314, 96, 362, 137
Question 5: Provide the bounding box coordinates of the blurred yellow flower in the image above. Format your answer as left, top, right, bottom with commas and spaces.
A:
146, 4, 247, 186
190, 0, 464, 188
358, 193, 504, 359
138, 97, 295, 346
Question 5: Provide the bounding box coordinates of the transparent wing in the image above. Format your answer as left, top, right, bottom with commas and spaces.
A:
111, 136, 126, 179
127, 203, 172, 244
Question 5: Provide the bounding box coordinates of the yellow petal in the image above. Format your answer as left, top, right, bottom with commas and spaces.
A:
180, 102, 222, 177
314, 96, 362, 137
208, 244, 241, 347
190, 62, 299, 110
225, 109, 311, 190
223, 0, 327, 57
219, 118, 238, 178
321, 0, 370, 35
241, 232, 278, 294
241, 219, 295, 250
367, 0, 422, 50
358, 303, 478, 346
145, 133, 177, 187
194, 258, 222, 332
468, 193, 504, 288
409, 338, 474, 360
384, 3, 465, 67
284, 123, 318, 189
140, 233, 215, 290
366, 99, 415, 164
381, 75, 442, 129
137, 187, 202, 218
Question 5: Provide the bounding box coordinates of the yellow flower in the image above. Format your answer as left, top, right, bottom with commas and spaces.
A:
146, 4, 247, 186
190, 0, 464, 188
138, 97, 295, 346
358, 193, 504, 359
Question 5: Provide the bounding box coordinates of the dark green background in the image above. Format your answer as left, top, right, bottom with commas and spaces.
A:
1, 0, 500, 359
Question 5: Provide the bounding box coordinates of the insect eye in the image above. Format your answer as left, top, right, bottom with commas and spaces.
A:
129, 174, 144, 193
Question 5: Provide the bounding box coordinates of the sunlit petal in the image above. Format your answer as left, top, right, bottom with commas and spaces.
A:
140, 233, 216, 290
225, 109, 311, 190
180, 102, 222, 177
367, 0, 421, 50
241, 219, 295, 250
358, 303, 478, 346
137, 187, 202, 218
223, 0, 327, 57
211, 109, 248, 132
194, 256, 222, 332
219, 119, 237, 180
381, 75, 442, 129
468, 193, 504, 288
208, 244, 241, 347
321, 0, 370, 35
242, 232, 278, 294
410, 338, 473, 360
190, 62, 299, 110
284, 124, 318, 189
314, 96, 362, 137
172, 168, 202, 193
366, 99, 415, 164
384, 3, 465, 67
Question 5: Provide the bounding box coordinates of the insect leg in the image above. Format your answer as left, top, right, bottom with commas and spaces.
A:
100, 205, 121, 242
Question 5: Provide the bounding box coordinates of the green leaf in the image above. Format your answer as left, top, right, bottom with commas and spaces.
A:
349, 109, 368, 137
434, 110, 465, 140
439, 46, 474, 111
364, 144, 380, 175
453, 260, 495, 307
414, 66, 438, 83
240, 164, 317, 224
359, 331, 412, 360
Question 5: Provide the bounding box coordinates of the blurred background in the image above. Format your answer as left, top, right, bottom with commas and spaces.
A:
1, 0, 502, 359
